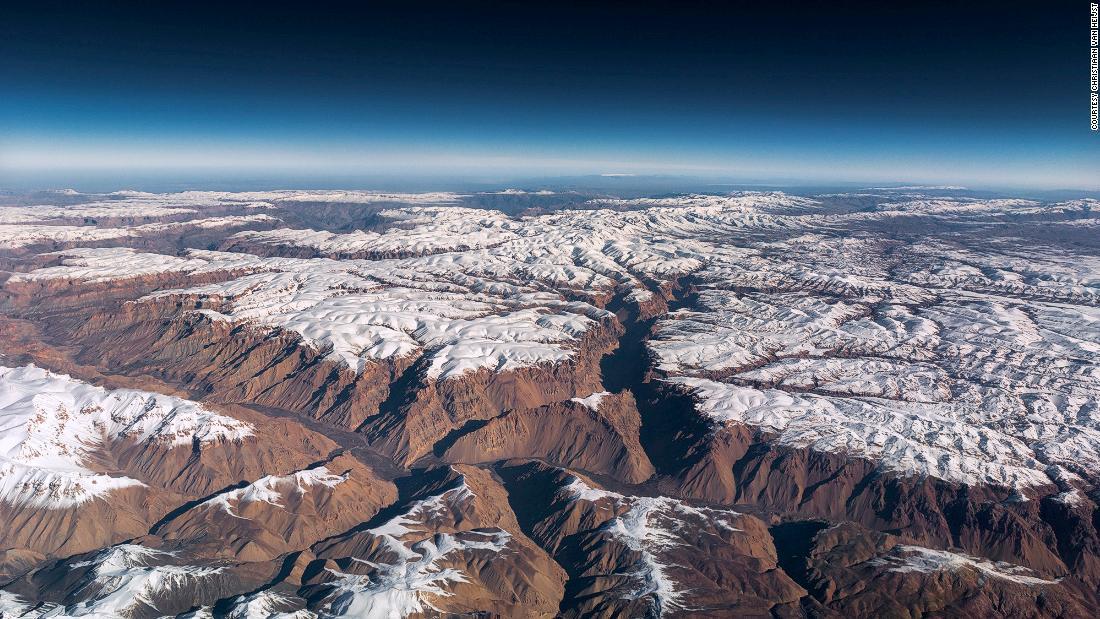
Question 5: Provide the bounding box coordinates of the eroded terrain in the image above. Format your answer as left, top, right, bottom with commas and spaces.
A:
0, 187, 1098, 617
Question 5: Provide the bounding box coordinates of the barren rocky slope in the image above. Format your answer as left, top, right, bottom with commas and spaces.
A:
0, 187, 1098, 617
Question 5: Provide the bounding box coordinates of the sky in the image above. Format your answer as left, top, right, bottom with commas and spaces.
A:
1, 1, 1097, 190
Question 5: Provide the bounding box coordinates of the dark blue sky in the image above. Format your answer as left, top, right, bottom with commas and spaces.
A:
1, 1, 1096, 189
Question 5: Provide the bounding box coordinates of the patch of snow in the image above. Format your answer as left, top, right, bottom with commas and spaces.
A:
570, 391, 610, 411
1052, 489, 1088, 508
132, 252, 607, 379
320, 530, 509, 618
0, 215, 278, 249
0, 590, 64, 617
667, 376, 1060, 491
867, 545, 1060, 586
201, 466, 347, 517
318, 476, 510, 618
64, 544, 227, 617
560, 476, 741, 615
0, 204, 197, 225
266, 190, 465, 205
0, 365, 252, 509
226, 208, 516, 257
224, 590, 316, 619
369, 479, 477, 541
7, 247, 267, 284
485, 188, 555, 195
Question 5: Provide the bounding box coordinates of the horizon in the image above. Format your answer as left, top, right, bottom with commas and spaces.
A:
3, 173, 1098, 202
